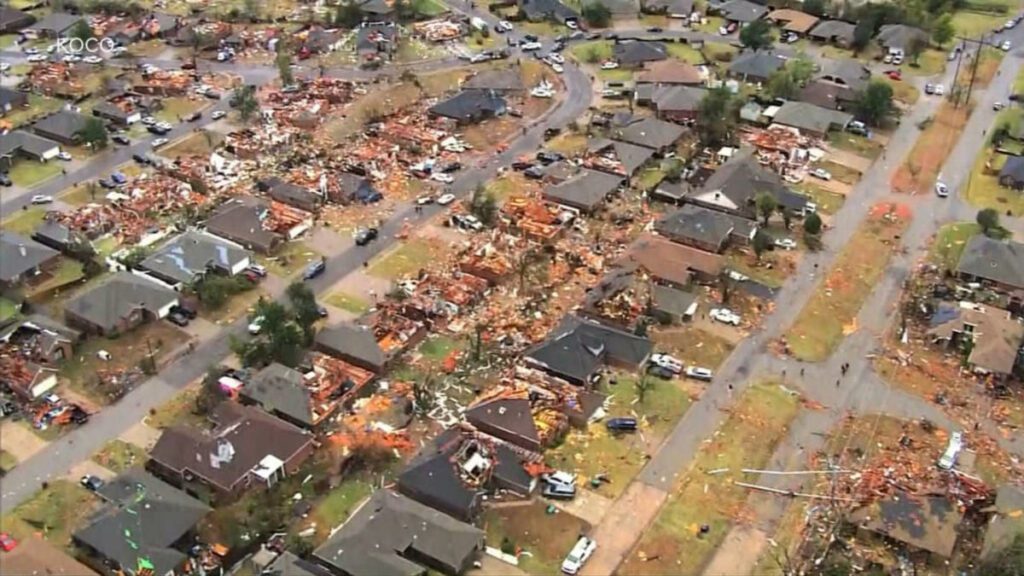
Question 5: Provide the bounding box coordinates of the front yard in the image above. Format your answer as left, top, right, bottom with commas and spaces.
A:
92, 439, 147, 474
1, 480, 97, 547
482, 500, 592, 576
1, 206, 47, 235
256, 241, 322, 279
931, 222, 981, 270
965, 147, 1024, 215
828, 132, 884, 160
8, 159, 62, 188
893, 102, 970, 194
368, 238, 446, 280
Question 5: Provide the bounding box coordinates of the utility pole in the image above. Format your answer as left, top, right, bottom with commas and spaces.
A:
951, 43, 966, 108
965, 33, 987, 106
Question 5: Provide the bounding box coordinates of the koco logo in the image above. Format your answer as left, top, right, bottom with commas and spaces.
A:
56, 37, 117, 53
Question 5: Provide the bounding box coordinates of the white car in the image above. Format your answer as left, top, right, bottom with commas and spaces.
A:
151, 138, 169, 148
431, 172, 454, 184
775, 238, 798, 250
498, 20, 513, 32
23, 47, 38, 54
684, 366, 714, 381
57, 151, 72, 161
211, 110, 227, 120
994, 101, 1005, 111
62, 53, 81, 63
436, 193, 456, 205
1002, 40, 1013, 51
141, 116, 157, 125
601, 60, 619, 70
0, 62, 8, 72
1006, 19, 1017, 29
548, 53, 564, 64
521, 41, 543, 51
416, 195, 434, 205
532, 87, 554, 98
565, 19, 579, 30
934, 84, 945, 96
935, 181, 949, 197
650, 353, 684, 374
83, 55, 103, 64
810, 168, 832, 180
156, 121, 172, 131
30, 195, 54, 204
710, 308, 741, 326
550, 62, 564, 73
248, 316, 264, 335
27, 54, 47, 62
938, 431, 963, 470
561, 537, 596, 575
543, 470, 577, 487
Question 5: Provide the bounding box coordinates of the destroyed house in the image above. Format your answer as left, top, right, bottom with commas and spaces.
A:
580, 268, 654, 330
32, 219, 89, 254
141, 12, 181, 39
0, 314, 80, 366
315, 323, 390, 373
398, 429, 535, 521
72, 470, 210, 576
849, 492, 963, 559
982, 485, 1024, 559
260, 177, 322, 212
148, 402, 315, 501
314, 489, 484, 576
0, 231, 60, 288
525, 315, 654, 385
956, 235, 1024, 293
31, 110, 90, 146
611, 116, 687, 152
204, 197, 286, 254
356, 23, 399, 60
0, 130, 61, 170
655, 204, 757, 252
585, 138, 655, 177
334, 171, 382, 205
684, 148, 811, 219
139, 231, 252, 287
242, 353, 375, 429
64, 272, 178, 336
0, 358, 57, 400
928, 301, 1024, 378
430, 89, 507, 124
543, 168, 624, 213
91, 100, 142, 125
0, 6, 33, 33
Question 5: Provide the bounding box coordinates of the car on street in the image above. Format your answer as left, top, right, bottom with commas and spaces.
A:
83, 55, 103, 64
811, 168, 832, 180
536, 151, 563, 164
1003, 40, 1013, 51
934, 84, 945, 96
112, 134, 130, 145
925, 83, 935, 94
431, 172, 454, 184
185, 111, 202, 121
244, 264, 267, 278
685, 366, 714, 381
98, 178, 115, 189
647, 26, 663, 32
885, 69, 902, 80
151, 137, 169, 148
355, 227, 379, 246
1006, 18, 1017, 29
27, 53, 47, 62
521, 41, 543, 51
0, 533, 17, 552
935, 181, 949, 197
148, 124, 170, 135
437, 193, 456, 205
561, 537, 597, 575
650, 353, 684, 374
416, 194, 435, 205
497, 20, 514, 32
994, 101, 1005, 110
606, 417, 638, 432
57, 151, 72, 161
303, 260, 326, 280
550, 62, 564, 73
248, 315, 264, 335
938, 431, 963, 469
0, 174, 11, 187
167, 311, 190, 327
775, 237, 798, 250
548, 53, 565, 64
524, 166, 545, 179
80, 475, 105, 491
141, 116, 157, 125
30, 195, 53, 204
565, 19, 579, 29
133, 153, 151, 164
710, 308, 741, 326
211, 110, 227, 120
441, 162, 462, 173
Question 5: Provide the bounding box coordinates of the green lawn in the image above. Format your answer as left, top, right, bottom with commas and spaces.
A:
812, 160, 860, 185
92, 439, 147, 474
570, 40, 614, 64
418, 334, 464, 361
311, 477, 374, 538
695, 15, 725, 34
619, 381, 801, 576
904, 49, 947, 76
483, 501, 592, 576
666, 43, 705, 65
965, 149, 1024, 215
545, 134, 588, 156
635, 166, 666, 192
145, 387, 206, 430
651, 326, 735, 370
1, 207, 47, 235
8, 160, 62, 188
324, 291, 370, 315
598, 68, 634, 82
702, 42, 739, 65
92, 236, 121, 257
0, 297, 19, 323
952, 9, 1011, 38
0, 449, 17, 472
1, 480, 97, 546
24, 258, 84, 297
797, 184, 846, 216
1014, 65, 1024, 94
256, 241, 322, 279
932, 222, 982, 270
155, 97, 204, 123
0, 34, 16, 49
412, 0, 447, 16
879, 75, 921, 105
368, 239, 435, 279
3, 94, 63, 129
828, 132, 884, 160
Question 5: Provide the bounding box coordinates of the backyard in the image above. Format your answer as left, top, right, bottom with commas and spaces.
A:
618, 381, 801, 576
24, 258, 84, 298
1, 480, 97, 546
784, 203, 911, 362
931, 222, 981, 270
482, 500, 592, 576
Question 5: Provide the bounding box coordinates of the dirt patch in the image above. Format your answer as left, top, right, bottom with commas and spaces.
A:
892, 102, 971, 193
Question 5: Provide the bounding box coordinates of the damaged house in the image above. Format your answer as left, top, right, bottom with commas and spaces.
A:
525, 315, 653, 385
848, 492, 963, 560
543, 168, 624, 214
429, 89, 507, 124
956, 235, 1024, 295
928, 301, 1024, 379
618, 233, 725, 286
0, 314, 80, 366
681, 148, 813, 219
139, 230, 252, 288
584, 138, 655, 178
259, 177, 323, 213
204, 196, 294, 254
315, 323, 390, 373
465, 393, 567, 453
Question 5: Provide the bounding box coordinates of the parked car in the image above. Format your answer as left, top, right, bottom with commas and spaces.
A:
98, 178, 115, 189
536, 151, 563, 164
521, 41, 543, 51
245, 264, 268, 278
710, 308, 741, 326
600, 60, 620, 70
317, 304, 329, 318
1002, 40, 1013, 51
57, 151, 72, 161
925, 83, 935, 94
170, 304, 197, 319
885, 69, 902, 80
0, 174, 10, 187
524, 166, 545, 179
112, 134, 130, 145
303, 260, 326, 280
775, 237, 798, 250
167, 311, 190, 327
543, 127, 562, 140
647, 26, 663, 32
132, 153, 151, 164
565, 19, 579, 30
355, 227, 379, 246
0, 533, 17, 552
685, 366, 714, 381
811, 168, 832, 180
437, 193, 456, 205
994, 101, 1005, 110
606, 417, 638, 432
248, 315, 264, 335
512, 161, 534, 171
497, 20, 514, 32
185, 111, 202, 121
80, 475, 105, 492
211, 110, 227, 120
561, 537, 597, 575
151, 138, 169, 148
431, 172, 454, 184
646, 364, 676, 379
30, 195, 53, 204
934, 84, 945, 96
441, 162, 462, 173
542, 482, 576, 500
542, 470, 577, 487
938, 431, 963, 469
650, 353, 684, 374
416, 195, 435, 205
935, 181, 949, 197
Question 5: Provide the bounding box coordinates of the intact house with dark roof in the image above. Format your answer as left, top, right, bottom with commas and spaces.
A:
138, 230, 252, 288
682, 148, 813, 220
0, 86, 28, 116
518, 0, 580, 23
928, 301, 1024, 379
0, 231, 61, 289
816, 58, 870, 91
655, 204, 757, 252
0, 130, 61, 171
798, 80, 858, 111
32, 219, 90, 254
956, 235, 1024, 294
998, 155, 1024, 190
770, 100, 853, 138
644, 85, 707, 123
148, 402, 315, 502
398, 429, 534, 521
613, 41, 668, 67
64, 272, 179, 336
611, 116, 687, 152
31, 110, 90, 146
808, 19, 856, 47
876, 24, 929, 52
259, 177, 322, 212
618, 233, 725, 286
711, 0, 768, 24
636, 59, 704, 87
429, 89, 507, 124
314, 323, 390, 373
543, 168, 624, 214
525, 314, 653, 385
315, 489, 483, 576
643, 0, 695, 18
728, 50, 787, 83
204, 196, 287, 254
0, 5, 34, 33
26, 12, 84, 38
72, 470, 210, 576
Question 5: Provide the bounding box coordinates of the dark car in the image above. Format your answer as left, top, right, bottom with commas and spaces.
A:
170, 304, 197, 319
112, 134, 130, 145
147, 125, 170, 135
646, 364, 675, 379
587, 32, 602, 40
132, 153, 151, 164
98, 178, 115, 189
317, 304, 329, 318
355, 227, 379, 246
80, 475, 105, 492
185, 111, 202, 121
304, 260, 326, 280
181, 61, 196, 70
523, 34, 539, 42
647, 26, 663, 32
167, 311, 190, 327
523, 166, 544, 179
204, 90, 221, 100
0, 174, 11, 187
511, 161, 533, 171
606, 417, 638, 432
551, 42, 566, 52
508, 108, 524, 118
543, 127, 561, 140
69, 405, 89, 425
536, 151, 563, 164
441, 162, 462, 173
542, 482, 576, 500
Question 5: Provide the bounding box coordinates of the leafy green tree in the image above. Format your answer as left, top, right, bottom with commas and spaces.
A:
907, 36, 927, 65
286, 281, 321, 345
236, 85, 258, 122
77, 117, 108, 150
696, 87, 739, 147
194, 366, 227, 415
803, 211, 823, 235
852, 19, 876, 52
755, 192, 778, 226
335, 1, 364, 27
802, 0, 827, 17
276, 49, 294, 86
739, 19, 773, 51
932, 14, 954, 46
854, 81, 895, 127
69, 20, 93, 42
232, 299, 305, 368
752, 229, 773, 262
766, 57, 814, 100
977, 208, 1001, 235
469, 184, 498, 226
582, 1, 612, 27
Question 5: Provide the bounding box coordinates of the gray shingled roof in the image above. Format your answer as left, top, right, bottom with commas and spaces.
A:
429, 90, 507, 122
0, 231, 59, 284
613, 41, 668, 65
28, 12, 83, 34
655, 204, 736, 248
717, 0, 768, 22
771, 101, 853, 134
315, 323, 387, 369
612, 116, 686, 150
32, 110, 89, 140
729, 50, 787, 80
0, 130, 60, 158
652, 284, 698, 317
140, 230, 250, 286
808, 19, 856, 43
876, 24, 928, 50
525, 315, 653, 382
543, 168, 624, 211
651, 85, 707, 113
956, 235, 1024, 290
64, 272, 178, 332
587, 138, 655, 175
244, 363, 318, 427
